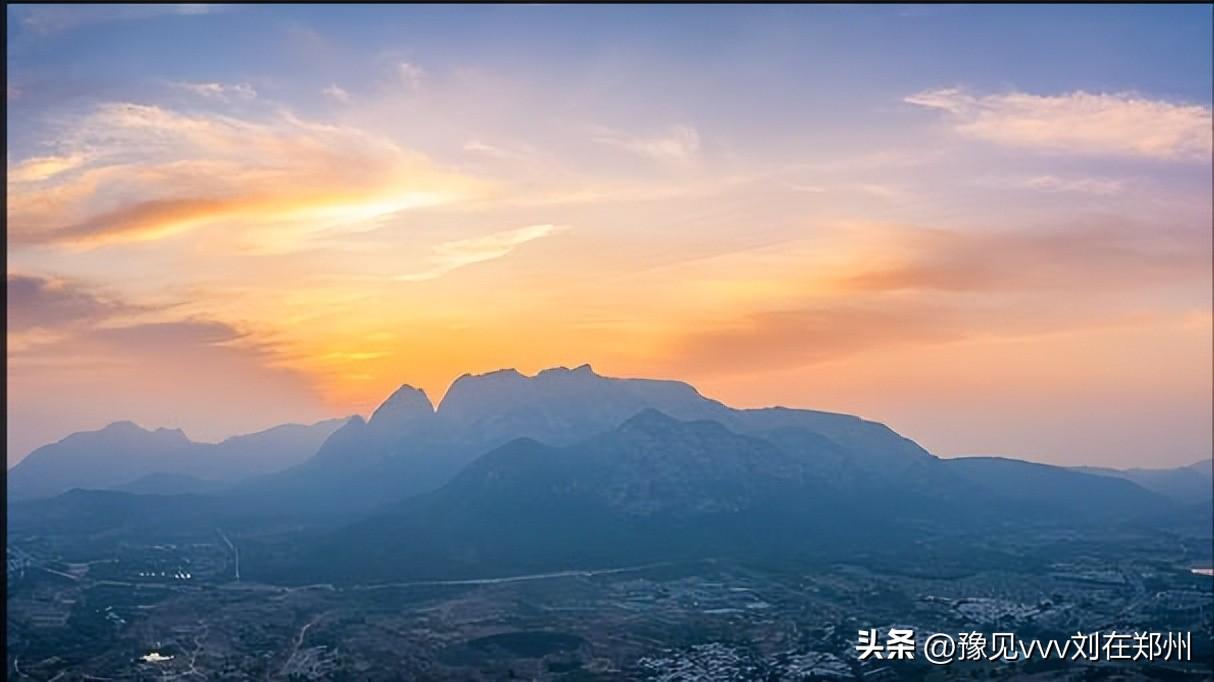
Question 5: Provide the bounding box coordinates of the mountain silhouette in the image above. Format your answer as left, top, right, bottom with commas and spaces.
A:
9, 365, 1192, 587
1074, 458, 1213, 504
252, 364, 939, 516
7, 418, 346, 500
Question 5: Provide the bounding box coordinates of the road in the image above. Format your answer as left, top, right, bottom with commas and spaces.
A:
162, 622, 209, 680
277, 613, 325, 678
352, 560, 680, 591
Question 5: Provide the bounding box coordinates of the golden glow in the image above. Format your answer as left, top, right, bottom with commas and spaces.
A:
7, 70, 1211, 469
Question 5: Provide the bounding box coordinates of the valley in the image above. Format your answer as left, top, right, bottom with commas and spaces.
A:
6, 514, 1212, 680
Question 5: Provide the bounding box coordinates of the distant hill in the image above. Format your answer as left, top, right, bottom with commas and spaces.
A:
1073, 459, 1213, 504
112, 472, 226, 495
7, 418, 347, 500
944, 456, 1170, 517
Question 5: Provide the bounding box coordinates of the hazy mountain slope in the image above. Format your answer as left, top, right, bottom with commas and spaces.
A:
113, 472, 226, 495
1074, 459, 1212, 504
283, 411, 1173, 584
945, 456, 1171, 518
291, 411, 854, 582
8, 422, 192, 500
435, 365, 733, 451
722, 407, 935, 473
193, 419, 348, 479
6, 489, 257, 557
7, 418, 346, 500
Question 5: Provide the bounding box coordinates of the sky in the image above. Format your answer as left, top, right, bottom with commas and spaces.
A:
6, 4, 1212, 469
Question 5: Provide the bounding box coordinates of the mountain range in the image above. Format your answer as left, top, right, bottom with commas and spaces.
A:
246, 364, 941, 518
7, 418, 346, 500
7, 364, 1209, 584
285, 409, 1182, 583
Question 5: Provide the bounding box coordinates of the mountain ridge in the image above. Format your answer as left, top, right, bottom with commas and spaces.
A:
8, 364, 1198, 588
7, 418, 348, 500
277, 408, 1174, 584
253, 363, 932, 515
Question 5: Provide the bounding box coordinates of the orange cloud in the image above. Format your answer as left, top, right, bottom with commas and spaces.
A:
653, 217, 1211, 379
839, 220, 1211, 293
663, 303, 962, 377
6, 273, 331, 458
6, 103, 487, 249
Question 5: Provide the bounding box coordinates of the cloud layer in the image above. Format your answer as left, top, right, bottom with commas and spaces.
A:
7, 103, 484, 249
171, 81, 258, 100
907, 88, 1213, 160
7, 274, 329, 458
395, 224, 568, 282
7, 273, 142, 333
592, 124, 702, 163
11, 4, 229, 35
664, 217, 1211, 377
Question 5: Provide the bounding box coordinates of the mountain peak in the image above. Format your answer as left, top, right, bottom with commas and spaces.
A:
460, 368, 524, 381
369, 384, 434, 426
438, 368, 530, 415
449, 364, 600, 386
536, 363, 598, 378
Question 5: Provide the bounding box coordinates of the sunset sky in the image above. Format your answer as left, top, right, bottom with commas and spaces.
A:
7, 4, 1212, 468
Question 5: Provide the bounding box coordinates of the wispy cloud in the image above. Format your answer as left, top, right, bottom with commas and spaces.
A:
906, 88, 1213, 161
664, 217, 1211, 377
7, 153, 89, 183
785, 181, 916, 202
6, 273, 305, 389
463, 139, 526, 159
838, 220, 1210, 294
13, 4, 230, 35
592, 124, 701, 163
667, 302, 959, 376
171, 80, 257, 100
7, 273, 144, 333
1010, 173, 1121, 195
398, 62, 426, 92
395, 224, 568, 282
7, 273, 327, 456
322, 84, 351, 103
6, 103, 486, 249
